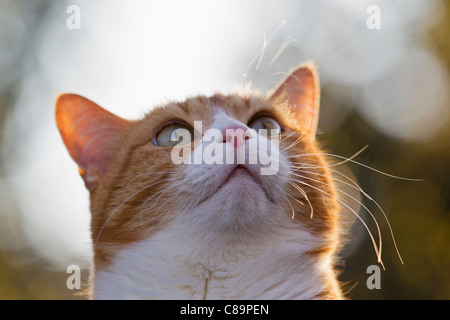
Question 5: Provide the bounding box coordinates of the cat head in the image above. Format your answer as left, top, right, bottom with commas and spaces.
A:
56, 62, 339, 266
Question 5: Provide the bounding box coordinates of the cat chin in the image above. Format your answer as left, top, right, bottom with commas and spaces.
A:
190, 187, 276, 233
215, 166, 264, 196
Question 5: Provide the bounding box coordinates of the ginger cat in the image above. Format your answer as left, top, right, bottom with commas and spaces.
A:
56, 62, 344, 299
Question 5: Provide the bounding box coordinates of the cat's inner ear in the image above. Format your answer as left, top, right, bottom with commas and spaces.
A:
269, 62, 320, 137
55, 94, 130, 191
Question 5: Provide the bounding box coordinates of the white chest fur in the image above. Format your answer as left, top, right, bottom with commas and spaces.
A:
92, 213, 333, 300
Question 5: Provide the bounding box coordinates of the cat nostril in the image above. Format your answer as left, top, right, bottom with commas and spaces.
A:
222, 125, 250, 147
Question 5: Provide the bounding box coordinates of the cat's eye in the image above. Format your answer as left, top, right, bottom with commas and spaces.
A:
155, 122, 194, 147
248, 115, 281, 138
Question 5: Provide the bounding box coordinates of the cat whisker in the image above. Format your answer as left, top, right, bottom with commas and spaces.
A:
290, 165, 373, 200
256, 30, 267, 71
271, 181, 296, 219
138, 179, 187, 219
280, 177, 314, 219
94, 177, 176, 248
290, 159, 404, 265
242, 20, 285, 81
281, 121, 313, 152
288, 171, 384, 264
272, 71, 302, 87
323, 167, 404, 265
268, 35, 297, 69
288, 148, 422, 182
285, 145, 368, 163
142, 187, 190, 238
280, 126, 300, 143
285, 175, 384, 269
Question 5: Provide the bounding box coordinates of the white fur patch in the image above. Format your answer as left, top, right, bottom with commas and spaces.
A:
93, 212, 329, 299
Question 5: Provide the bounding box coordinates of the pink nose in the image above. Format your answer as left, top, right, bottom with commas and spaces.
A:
222, 125, 249, 147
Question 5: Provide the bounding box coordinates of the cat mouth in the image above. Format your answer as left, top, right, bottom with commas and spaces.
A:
217, 164, 271, 199
194, 164, 272, 207
222, 165, 258, 184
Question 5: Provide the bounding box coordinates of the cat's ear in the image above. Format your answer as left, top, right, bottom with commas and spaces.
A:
55, 94, 130, 191
269, 61, 320, 137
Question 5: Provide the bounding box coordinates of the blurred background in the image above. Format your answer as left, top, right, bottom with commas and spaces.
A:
0, 0, 449, 299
